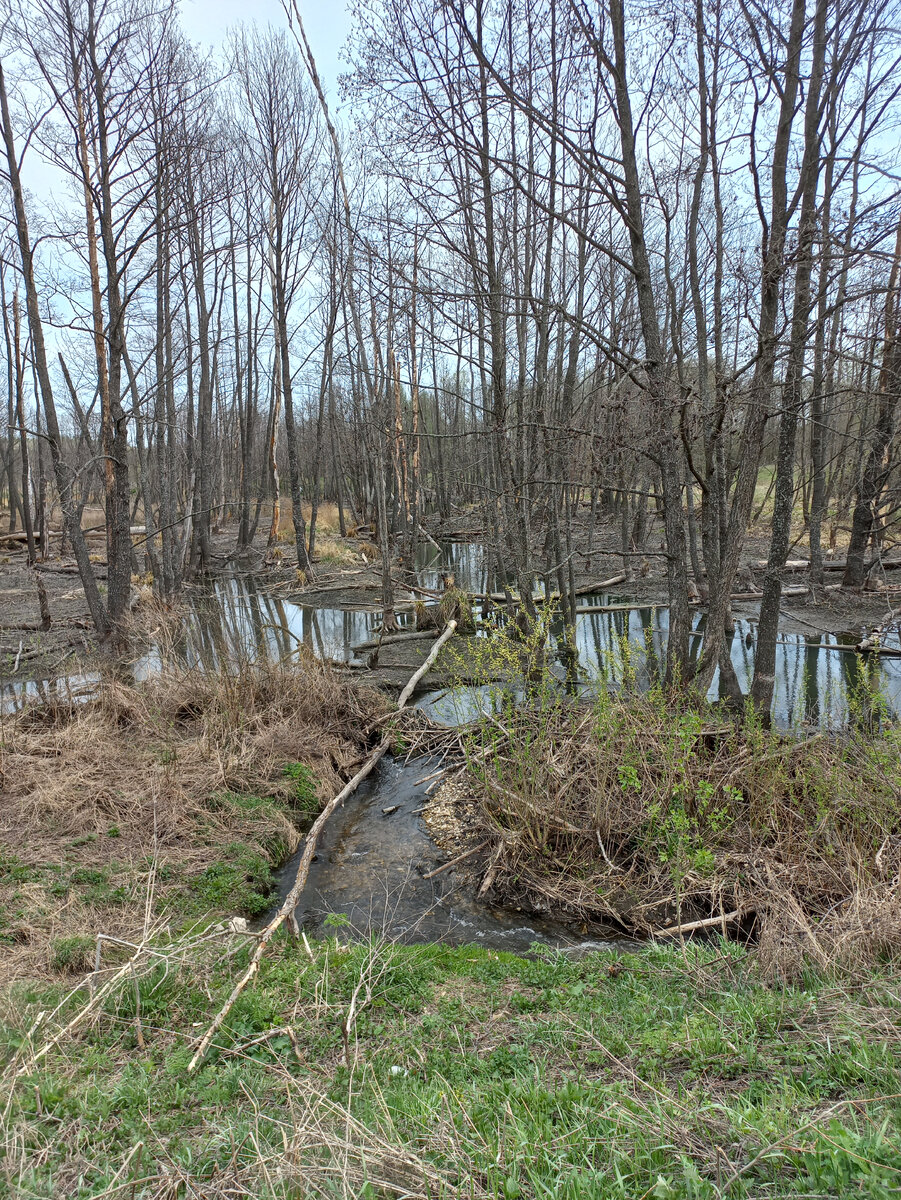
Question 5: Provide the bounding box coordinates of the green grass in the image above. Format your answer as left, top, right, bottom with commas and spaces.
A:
1, 936, 899, 1197
184, 842, 278, 917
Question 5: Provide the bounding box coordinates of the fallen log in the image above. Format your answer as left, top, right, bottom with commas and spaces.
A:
397, 620, 457, 706
749, 557, 901, 572
576, 601, 664, 614
188, 620, 458, 1072
720, 584, 811, 602
574, 573, 628, 594
417, 522, 442, 552
353, 629, 439, 652
575, 584, 811, 615
474, 574, 629, 606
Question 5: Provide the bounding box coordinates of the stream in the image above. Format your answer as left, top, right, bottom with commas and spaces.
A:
276, 755, 623, 954
5, 540, 901, 952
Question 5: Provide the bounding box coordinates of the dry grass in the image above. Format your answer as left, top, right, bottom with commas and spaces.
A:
0, 653, 387, 983
315, 535, 363, 566
455, 690, 901, 977
272, 501, 344, 539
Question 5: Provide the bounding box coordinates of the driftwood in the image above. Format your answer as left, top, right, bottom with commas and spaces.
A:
749, 557, 901, 573
420, 839, 489, 880
187, 620, 458, 1072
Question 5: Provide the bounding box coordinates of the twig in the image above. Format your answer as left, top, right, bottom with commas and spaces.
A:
596, 830, 619, 871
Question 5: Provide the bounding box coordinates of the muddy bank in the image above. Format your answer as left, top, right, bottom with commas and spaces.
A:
0, 558, 99, 682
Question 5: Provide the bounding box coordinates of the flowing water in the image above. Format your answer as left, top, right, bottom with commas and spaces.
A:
5, 541, 900, 951
277, 755, 623, 954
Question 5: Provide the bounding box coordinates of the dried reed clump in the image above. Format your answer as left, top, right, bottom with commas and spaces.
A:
758, 882, 901, 981
459, 692, 901, 974
416, 587, 476, 634
4, 656, 384, 839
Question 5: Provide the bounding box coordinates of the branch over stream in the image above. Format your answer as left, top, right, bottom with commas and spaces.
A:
188, 619, 458, 1071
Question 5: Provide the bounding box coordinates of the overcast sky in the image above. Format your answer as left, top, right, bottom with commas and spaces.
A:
179, 0, 352, 93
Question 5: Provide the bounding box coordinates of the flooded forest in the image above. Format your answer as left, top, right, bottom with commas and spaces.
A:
1, 0, 901, 1197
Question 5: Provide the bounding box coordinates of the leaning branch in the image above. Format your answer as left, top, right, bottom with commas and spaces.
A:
188, 621, 457, 1072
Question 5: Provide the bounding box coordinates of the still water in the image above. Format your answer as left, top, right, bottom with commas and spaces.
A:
5, 541, 898, 951
4, 541, 900, 730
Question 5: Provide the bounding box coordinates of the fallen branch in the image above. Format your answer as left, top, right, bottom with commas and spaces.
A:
188, 620, 458, 1072
575, 584, 810, 615
420, 840, 489, 880
397, 619, 457, 707
353, 629, 439, 651
391, 576, 441, 599
653, 909, 744, 938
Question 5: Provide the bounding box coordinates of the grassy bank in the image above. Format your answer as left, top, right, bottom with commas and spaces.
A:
0, 656, 386, 983
1, 932, 900, 1198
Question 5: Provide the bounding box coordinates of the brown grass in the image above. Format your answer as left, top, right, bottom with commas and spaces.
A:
0, 654, 387, 983
453, 692, 901, 977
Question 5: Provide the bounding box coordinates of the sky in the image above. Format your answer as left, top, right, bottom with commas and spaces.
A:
179, 0, 352, 94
